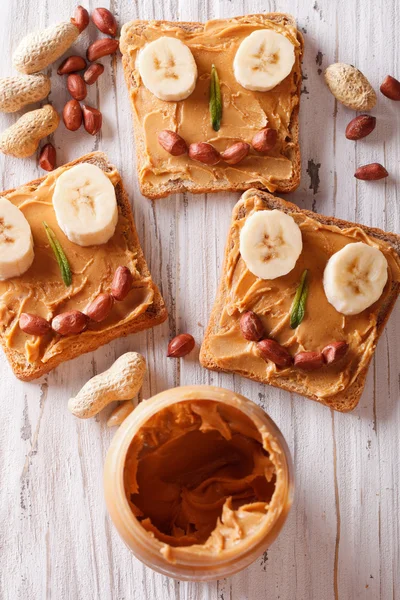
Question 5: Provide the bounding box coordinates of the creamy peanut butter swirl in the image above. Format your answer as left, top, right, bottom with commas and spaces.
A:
206, 196, 400, 400
0, 165, 155, 364
121, 15, 302, 192
124, 399, 286, 558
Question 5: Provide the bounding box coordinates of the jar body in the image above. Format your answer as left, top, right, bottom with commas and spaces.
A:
104, 385, 294, 581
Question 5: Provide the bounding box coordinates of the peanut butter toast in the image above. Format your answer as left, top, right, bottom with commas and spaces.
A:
200, 190, 400, 412
0, 152, 167, 381
120, 13, 303, 199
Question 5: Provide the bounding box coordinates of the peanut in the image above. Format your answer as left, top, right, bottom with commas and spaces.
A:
257, 339, 292, 368
67, 73, 87, 101
0, 74, 51, 113
167, 334, 195, 358
63, 99, 83, 131
324, 63, 377, 111
221, 142, 250, 165
71, 6, 90, 33
13, 22, 80, 75
86, 38, 119, 62
322, 341, 349, 365
0, 105, 59, 158
39, 143, 56, 171
252, 128, 277, 153
354, 163, 388, 181
52, 310, 89, 335
84, 63, 104, 85
92, 8, 118, 36
188, 142, 220, 165
380, 75, 400, 101
82, 104, 102, 135
86, 293, 114, 322
111, 266, 133, 301
158, 130, 187, 156
68, 352, 146, 419
294, 351, 325, 371
345, 115, 376, 140
57, 55, 87, 75
239, 311, 265, 341
19, 313, 51, 336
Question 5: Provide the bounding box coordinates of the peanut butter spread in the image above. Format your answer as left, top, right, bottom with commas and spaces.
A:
206, 195, 400, 399
122, 15, 302, 192
0, 165, 154, 364
124, 399, 286, 559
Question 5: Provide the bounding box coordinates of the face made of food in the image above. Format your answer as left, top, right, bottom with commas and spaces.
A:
121, 15, 302, 193
205, 194, 400, 401
0, 164, 155, 365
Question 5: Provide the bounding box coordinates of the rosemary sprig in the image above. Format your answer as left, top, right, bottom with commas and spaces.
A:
290, 269, 309, 329
209, 64, 222, 132
43, 221, 72, 287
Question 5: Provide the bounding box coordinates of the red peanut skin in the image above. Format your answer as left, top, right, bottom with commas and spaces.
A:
257, 339, 292, 368
252, 128, 277, 153
19, 313, 51, 336
294, 351, 325, 371
86, 293, 114, 322
72, 6, 90, 33
322, 342, 349, 364
167, 334, 195, 357
239, 311, 265, 341
111, 267, 133, 301
380, 75, 400, 100
345, 115, 376, 140
354, 163, 388, 180
52, 311, 88, 335
39, 143, 56, 171
92, 8, 118, 36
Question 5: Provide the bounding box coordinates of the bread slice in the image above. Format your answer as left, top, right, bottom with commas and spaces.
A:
0, 152, 167, 381
200, 189, 400, 412
120, 13, 303, 199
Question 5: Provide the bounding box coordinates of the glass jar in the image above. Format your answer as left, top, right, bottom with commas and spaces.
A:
104, 385, 294, 581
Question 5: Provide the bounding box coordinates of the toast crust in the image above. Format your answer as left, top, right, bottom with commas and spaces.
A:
120, 14, 303, 199
199, 190, 400, 412
0, 152, 167, 381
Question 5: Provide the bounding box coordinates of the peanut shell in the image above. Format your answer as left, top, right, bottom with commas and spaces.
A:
68, 352, 146, 419
0, 104, 59, 158
0, 74, 51, 113
13, 21, 80, 74
324, 63, 377, 111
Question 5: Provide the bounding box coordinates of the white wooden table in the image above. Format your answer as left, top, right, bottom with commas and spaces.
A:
1, 0, 399, 598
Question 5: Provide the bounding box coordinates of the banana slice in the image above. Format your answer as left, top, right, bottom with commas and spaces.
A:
239, 210, 302, 280
323, 242, 388, 315
137, 37, 197, 101
233, 29, 295, 92
0, 197, 34, 280
53, 163, 118, 247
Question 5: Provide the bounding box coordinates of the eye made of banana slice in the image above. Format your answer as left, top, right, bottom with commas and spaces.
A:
53, 163, 118, 247
233, 29, 295, 92
0, 197, 34, 280
137, 37, 198, 102
323, 242, 388, 315
239, 210, 302, 280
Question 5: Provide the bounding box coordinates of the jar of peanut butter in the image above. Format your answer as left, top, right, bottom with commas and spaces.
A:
104, 385, 294, 581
